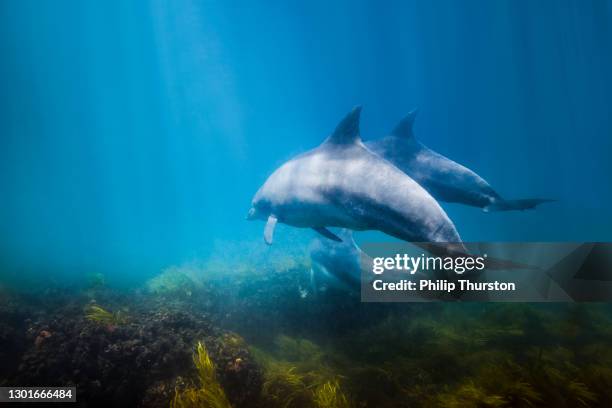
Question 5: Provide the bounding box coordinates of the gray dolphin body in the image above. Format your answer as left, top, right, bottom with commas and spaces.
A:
308, 229, 455, 299
366, 111, 553, 212
247, 107, 464, 250
308, 229, 421, 294
309, 229, 366, 293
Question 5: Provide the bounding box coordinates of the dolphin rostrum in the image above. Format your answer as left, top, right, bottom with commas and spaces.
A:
247, 107, 464, 250
366, 110, 554, 212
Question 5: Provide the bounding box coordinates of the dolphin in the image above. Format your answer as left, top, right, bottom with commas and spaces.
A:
309, 228, 365, 293
308, 228, 422, 294
366, 110, 554, 212
247, 107, 465, 252
308, 229, 480, 300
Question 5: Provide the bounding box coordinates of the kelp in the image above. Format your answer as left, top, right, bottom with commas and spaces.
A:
251, 335, 350, 408
435, 381, 506, 408
171, 341, 232, 408
313, 379, 350, 408
85, 305, 127, 326
245, 304, 612, 407
261, 364, 311, 408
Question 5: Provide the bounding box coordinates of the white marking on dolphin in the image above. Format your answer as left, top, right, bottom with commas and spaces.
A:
247, 107, 465, 251
366, 110, 554, 212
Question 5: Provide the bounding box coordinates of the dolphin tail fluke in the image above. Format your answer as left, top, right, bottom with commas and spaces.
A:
484, 198, 555, 212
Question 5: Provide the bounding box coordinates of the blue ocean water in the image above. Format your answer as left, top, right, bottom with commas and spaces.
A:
1, 0, 611, 287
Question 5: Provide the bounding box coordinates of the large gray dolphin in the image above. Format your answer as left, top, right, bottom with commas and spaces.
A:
247, 107, 465, 252
366, 110, 554, 212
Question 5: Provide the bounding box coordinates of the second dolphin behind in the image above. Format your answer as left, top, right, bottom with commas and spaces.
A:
366, 110, 554, 212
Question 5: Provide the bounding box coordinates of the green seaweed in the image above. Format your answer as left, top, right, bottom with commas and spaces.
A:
313, 379, 350, 408
85, 305, 127, 327
146, 265, 200, 297
251, 335, 346, 408
171, 341, 232, 408
261, 363, 311, 408
244, 304, 612, 407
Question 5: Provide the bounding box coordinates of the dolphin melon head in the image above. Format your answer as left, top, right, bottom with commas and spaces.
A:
246, 195, 271, 221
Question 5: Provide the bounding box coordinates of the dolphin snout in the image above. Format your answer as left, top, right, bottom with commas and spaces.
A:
246, 207, 256, 220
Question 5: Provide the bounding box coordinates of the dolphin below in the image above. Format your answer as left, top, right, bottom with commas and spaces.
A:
366, 110, 554, 212
308, 229, 480, 300
309, 228, 365, 293
308, 228, 421, 294
247, 107, 465, 252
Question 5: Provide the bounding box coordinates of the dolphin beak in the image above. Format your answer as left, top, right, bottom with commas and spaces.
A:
246, 207, 256, 220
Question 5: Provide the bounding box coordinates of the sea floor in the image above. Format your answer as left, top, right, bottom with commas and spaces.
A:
1, 261, 612, 407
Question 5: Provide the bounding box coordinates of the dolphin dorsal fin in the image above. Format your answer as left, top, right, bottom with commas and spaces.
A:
391, 108, 418, 138
326, 106, 362, 145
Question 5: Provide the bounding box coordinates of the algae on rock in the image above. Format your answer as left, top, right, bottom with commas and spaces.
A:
85, 305, 127, 326
171, 341, 232, 408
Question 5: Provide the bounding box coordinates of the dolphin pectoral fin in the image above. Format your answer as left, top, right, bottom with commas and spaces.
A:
312, 227, 342, 242
485, 199, 556, 212
264, 215, 278, 245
